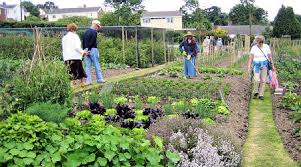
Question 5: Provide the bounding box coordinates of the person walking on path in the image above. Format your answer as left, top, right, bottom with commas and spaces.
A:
202, 36, 210, 56
247, 35, 275, 100
83, 20, 105, 85
179, 32, 200, 79
62, 23, 88, 87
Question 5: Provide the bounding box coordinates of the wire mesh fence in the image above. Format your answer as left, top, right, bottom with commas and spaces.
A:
0, 26, 180, 68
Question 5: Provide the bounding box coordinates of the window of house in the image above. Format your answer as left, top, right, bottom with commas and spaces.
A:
53, 15, 56, 19
143, 18, 150, 23
166, 17, 173, 23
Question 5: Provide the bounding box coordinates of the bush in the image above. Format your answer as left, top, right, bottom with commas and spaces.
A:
0, 59, 22, 86
0, 61, 71, 114
0, 113, 180, 166
25, 103, 69, 123
147, 117, 241, 167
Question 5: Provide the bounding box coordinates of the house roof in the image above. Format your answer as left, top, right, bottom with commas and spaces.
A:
143, 11, 182, 17
216, 25, 268, 35
0, 4, 17, 9
47, 7, 101, 14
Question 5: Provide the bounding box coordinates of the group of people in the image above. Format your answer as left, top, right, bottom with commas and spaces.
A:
62, 23, 274, 100
179, 32, 275, 100
62, 20, 105, 87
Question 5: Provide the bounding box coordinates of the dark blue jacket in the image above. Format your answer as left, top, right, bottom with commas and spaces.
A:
179, 40, 200, 57
83, 28, 98, 51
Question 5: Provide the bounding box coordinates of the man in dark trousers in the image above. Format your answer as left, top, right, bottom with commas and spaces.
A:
83, 20, 105, 85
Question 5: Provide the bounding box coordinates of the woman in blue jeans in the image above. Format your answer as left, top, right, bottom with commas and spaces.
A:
82, 20, 105, 85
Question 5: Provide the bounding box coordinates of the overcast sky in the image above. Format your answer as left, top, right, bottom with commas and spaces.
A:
3, 0, 301, 21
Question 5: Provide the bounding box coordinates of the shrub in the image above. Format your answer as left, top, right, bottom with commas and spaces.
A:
0, 113, 180, 166
0, 59, 22, 86
168, 128, 241, 167
0, 61, 71, 114
25, 103, 69, 123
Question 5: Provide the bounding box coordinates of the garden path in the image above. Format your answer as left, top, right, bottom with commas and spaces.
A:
242, 88, 299, 167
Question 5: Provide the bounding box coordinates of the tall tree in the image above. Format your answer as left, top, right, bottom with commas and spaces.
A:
204, 6, 229, 26
37, 1, 58, 10
21, 1, 40, 17
273, 6, 301, 39
100, 0, 144, 26
229, 2, 268, 25
296, 14, 301, 23
180, 0, 211, 30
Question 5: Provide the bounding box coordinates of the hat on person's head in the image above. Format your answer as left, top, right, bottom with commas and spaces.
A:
92, 20, 101, 28
184, 31, 194, 37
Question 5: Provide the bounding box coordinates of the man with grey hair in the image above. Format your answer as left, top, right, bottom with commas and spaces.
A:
83, 20, 105, 85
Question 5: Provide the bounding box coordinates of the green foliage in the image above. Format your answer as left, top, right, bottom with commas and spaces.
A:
0, 59, 22, 86
0, 21, 65, 28
163, 104, 174, 115
273, 6, 301, 39
105, 109, 117, 116
99, 92, 115, 109
25, 103, 69, 123
114, 96, 128, 105
180, 0, 212, 30
0, 113, 63, 166
21, 1, 40, 17
0, 61, 71, 114
204, 6, 229, 26
202, 117, 215, 125
24, 16, 42, 22
134, 95, 144, 110
195, 99, 217, 119
147, 96, 161, 108
172, 101, 190, 113
229, 3, 268, 25
113, 78, 223, 99
56, 16, 93, 27
0, 113, 179, 166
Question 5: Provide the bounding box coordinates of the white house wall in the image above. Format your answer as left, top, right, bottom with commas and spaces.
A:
6, 5, 25, 21
48, 12, 98, 21
141, 16, 183, 30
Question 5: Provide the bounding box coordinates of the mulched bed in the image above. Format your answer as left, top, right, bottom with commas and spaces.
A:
272, 94, 301, 161
219, 75, 251, 143
148, 72, 251, 143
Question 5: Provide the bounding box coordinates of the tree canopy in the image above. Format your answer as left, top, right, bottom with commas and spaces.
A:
273, 6, 301, 39
229, 1, 268, 25
180, 0, 211, 30
21, 1, 40, 17
36, 1, 58, 10
204, 6, 229, 26
99, 0, 144, 26
56, 16, 93, 27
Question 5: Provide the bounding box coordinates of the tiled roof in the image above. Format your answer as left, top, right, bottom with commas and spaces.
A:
216, 25, 268, 35
143, 11, 182, 17
47, 7, 101, 14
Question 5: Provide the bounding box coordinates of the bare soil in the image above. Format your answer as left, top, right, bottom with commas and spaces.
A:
272, 94, 301, 161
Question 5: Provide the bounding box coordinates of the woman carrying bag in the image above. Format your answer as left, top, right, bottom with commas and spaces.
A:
247, 35, 276, 100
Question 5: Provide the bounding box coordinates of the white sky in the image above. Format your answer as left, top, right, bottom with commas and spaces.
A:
3, 0, 301, 21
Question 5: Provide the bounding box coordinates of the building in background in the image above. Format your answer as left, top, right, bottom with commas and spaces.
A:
141, 11, 183, 30
0, 2, 27, 21
216, 25, 268, 36
0, 5, 6, 21
47, 7, 102, 21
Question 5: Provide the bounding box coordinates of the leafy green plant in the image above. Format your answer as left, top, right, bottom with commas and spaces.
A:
163, 104, 174, 115
134, 95, 143, 110
0, 61, 71, 115
195, 99, 217, 119
105, 109, 117, 116
114, 96, 128, 105
147, 96, 161, 108
76, 110, 93, 120
25, 103, 69, 123
172, 100, 190, 113
99, 92, 115, 109
202, 118, 215, 125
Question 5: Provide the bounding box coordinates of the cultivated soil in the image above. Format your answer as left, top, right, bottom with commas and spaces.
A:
91, 68, 136, 81
149, 72, 252, 143
272, 94, 301, 161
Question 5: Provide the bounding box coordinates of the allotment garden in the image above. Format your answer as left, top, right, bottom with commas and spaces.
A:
0, 27, 300, 167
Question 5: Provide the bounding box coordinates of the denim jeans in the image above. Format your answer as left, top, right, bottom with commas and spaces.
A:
184, 56, 196, 77
85, 48, 104, 84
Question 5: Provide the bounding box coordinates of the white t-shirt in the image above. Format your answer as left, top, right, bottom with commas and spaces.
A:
250, 44, 271, 62
62, 32, 84, 61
